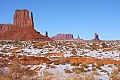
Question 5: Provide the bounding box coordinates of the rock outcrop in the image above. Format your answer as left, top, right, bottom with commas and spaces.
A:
93, 33, 100, 40
45, 31, 48, 37
76, 35, 80, 41
52, 34, 74, 40
13, 9, 34, 28
0, 9, 52, 41
0, 24, 13, 34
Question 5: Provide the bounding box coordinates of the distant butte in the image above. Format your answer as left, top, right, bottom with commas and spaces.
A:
52, 33, 74, 40
92, 33, 100, 41
0, 9, 52, 41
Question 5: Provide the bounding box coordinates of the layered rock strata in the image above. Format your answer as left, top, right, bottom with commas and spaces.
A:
0, 9, 52, 41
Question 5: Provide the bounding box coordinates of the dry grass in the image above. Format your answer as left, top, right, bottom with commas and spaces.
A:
81, 62, 89, 68
0, 57, 40, 80
118, 65, 120, 72
109, 68, 120, 80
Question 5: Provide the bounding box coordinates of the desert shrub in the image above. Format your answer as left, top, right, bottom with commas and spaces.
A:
90, 45, 98, 50
59, 61, 66, 65
79, 67, 85, 72
101, 42, 108, 48
71, 49, 77, 55
72, 66, 85, 73
46, 61, 53, 64
96, 65, 102, 70
110, 74, 120, 80
71, 63, 79, 66
87, 69, 91, 72
0, 57, 39, 80
105, 52, 108, 54
72, 67, 82, 74
107, 72, 110, 76
49, 65, 56, 68
110, 68, 120, 80
64, 69, 72, 74
92, 71, 99, 76
84, 75, 94, 80
118, 65, 120, 72
0, 49, 8, 53
33, 45, 38, 49
111, 68, 119, 75
98, 51, 102, 53
92, 67, 96, 71
100, 69, 108, 73
1, 59, 10, 64
65, 58, 70, 64
0, 62, 5, 68
44, 46, 52, 48
74, 69, 81, 74
46, 64, 50, 68
39, 71, 53, 80
64, 67, 72, 73
117, 48, 120, 51
33, 43, 44, 49
81, 62, 89, 68
38, 46, 43, 49
96, 63, 104, 69
108, 64, 113, 68
92, 63, 96, 67
54, 61, 59, 65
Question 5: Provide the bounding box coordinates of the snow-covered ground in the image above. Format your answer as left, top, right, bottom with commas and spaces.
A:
0, 40, 120, 80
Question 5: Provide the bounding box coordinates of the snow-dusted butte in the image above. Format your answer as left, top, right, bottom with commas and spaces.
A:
0, 40, 120, 80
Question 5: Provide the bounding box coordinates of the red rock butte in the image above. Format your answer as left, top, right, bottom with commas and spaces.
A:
52, 33, 74, 40
92, 33, 100, 41
0, 9, 52, 41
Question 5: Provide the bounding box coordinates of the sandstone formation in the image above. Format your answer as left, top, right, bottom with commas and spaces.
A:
52, 33, 74, 40
13, 9, 34, 28
45, 31, 48, 37
93, 33, 100, 40
76, 35, 80, 41
0, 24, 13, 34
0, 9, 52, 41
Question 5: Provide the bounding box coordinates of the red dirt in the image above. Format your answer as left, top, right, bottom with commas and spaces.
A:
18, 56, 50, 65
68, 57, 120, 64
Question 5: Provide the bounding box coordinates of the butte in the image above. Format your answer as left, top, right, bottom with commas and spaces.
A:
0, 9, 52, 41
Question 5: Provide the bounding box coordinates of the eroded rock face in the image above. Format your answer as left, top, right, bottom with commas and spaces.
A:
0, 24, 13, 34
76, 35, 80, 41
52, 34, 74, 40
45, 31, 48, 37
93, 33, 100, 40
13, 9, 34, 28
0, 9, 52, 41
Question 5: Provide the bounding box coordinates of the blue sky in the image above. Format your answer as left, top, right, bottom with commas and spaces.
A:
0, 0, 120, 40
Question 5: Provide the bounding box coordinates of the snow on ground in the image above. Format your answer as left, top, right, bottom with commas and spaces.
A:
0, 40, 120, 80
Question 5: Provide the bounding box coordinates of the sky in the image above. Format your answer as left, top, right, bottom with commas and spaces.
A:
0, 0, 120, 40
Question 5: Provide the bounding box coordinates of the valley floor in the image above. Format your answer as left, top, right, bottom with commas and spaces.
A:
0, 40, 120, 80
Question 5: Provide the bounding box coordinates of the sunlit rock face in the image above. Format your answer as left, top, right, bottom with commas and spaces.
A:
52, 33, 74, 40
13, 9, 34, 28
93, 33, 100, 40
0, 24, 13, 34
0, 9, 52, 41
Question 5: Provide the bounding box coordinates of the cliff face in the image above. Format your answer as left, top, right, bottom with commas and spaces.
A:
76, 35, 80, 41
0, 24, 13, 34
52, 34, 74, 40
13, 9, 34, 28
93, 33, 100, 40
0, 9, 52, 41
